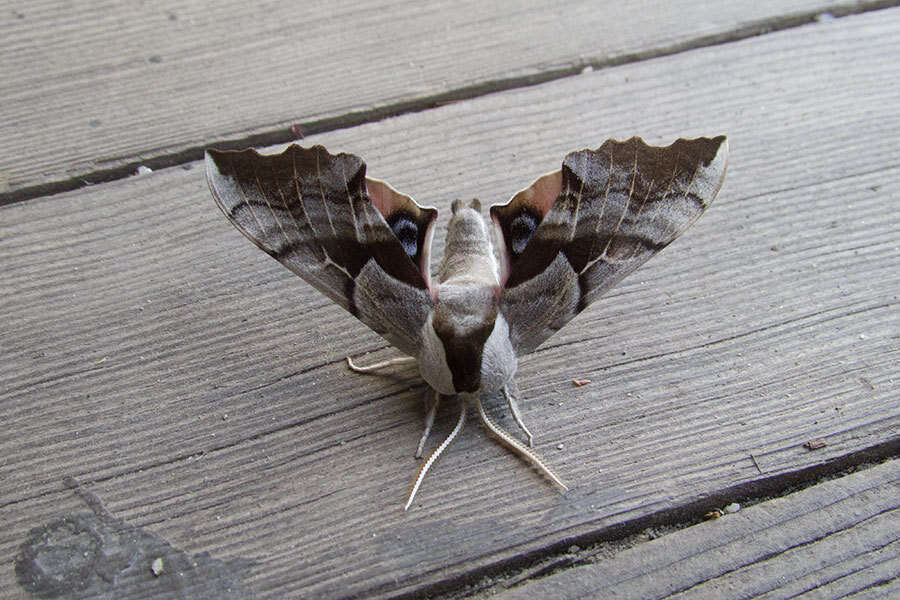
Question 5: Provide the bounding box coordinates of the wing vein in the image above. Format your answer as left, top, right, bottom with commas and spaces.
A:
587, 148, 613, 263
663, 162, 700, 241
234, 162, 266, 237
342, 162, 363, 244
622, 178, 657, 261
272, 162, 305, 247
253, 160, 290, 247
316, 149, 339, 237
292, 150, 318, 238
572, 153, 585, 226
599, 143, 636, 260
644, 158, 679, 248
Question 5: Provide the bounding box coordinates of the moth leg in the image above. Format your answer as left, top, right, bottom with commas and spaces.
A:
405, 396, 467, 511
502, 381, 534, 447
415, 388, 440, 459
346, 355, 416, 373
476, 397, 568, 492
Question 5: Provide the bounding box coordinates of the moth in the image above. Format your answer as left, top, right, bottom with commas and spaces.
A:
205, 136, 728, 509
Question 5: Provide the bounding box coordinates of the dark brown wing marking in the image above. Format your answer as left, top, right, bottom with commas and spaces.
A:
492, 136, 728, 355
206, 144, 437, 355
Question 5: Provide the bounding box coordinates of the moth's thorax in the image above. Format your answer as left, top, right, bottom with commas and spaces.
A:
437, 199, 500, 287
417, 283, 517, 395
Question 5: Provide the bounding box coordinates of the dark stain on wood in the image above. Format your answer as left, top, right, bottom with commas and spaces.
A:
15, 478, 252, 600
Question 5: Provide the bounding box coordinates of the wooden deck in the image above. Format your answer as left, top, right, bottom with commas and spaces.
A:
1, 2, 898, 598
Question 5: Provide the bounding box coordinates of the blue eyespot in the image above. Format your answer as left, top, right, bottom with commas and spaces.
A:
509, 211, 538, 255
390, 215, 419, 257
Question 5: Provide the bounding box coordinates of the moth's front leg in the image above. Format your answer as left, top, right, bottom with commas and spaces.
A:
346, 354, 416, 373
502, 379, 534, 447
345, 356, 440, 459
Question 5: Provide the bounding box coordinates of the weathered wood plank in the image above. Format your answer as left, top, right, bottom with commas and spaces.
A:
493, 459, 900, 600
2, 9, 899, 599
0, 0, 892, 200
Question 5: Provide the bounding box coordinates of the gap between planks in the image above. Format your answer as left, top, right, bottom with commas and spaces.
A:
391, 447, 900, 599
2, 1, 899, 206
486, 457, 900, 599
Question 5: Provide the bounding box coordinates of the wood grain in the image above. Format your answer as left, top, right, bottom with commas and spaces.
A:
1, 8, 899, 599
495, 459, 900, 599
0, 0, 890, 200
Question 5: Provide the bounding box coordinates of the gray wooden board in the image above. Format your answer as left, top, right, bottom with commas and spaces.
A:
493, 459, 900, 600
0, 0, 894, 199
2, 8, 899, 599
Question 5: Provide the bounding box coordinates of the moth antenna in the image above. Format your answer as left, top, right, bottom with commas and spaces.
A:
405, 397, 467, 510
502, 382, 534, 447
415, 388, 440, 458
346, 355, 416, 373
476, 398, 568, 492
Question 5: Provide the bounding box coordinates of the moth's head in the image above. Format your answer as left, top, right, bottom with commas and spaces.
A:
450, 198, 481, 214
417, 284, 516, 395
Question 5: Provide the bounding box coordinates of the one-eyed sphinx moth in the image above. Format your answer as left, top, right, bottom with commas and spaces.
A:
205, 136, 728, 509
